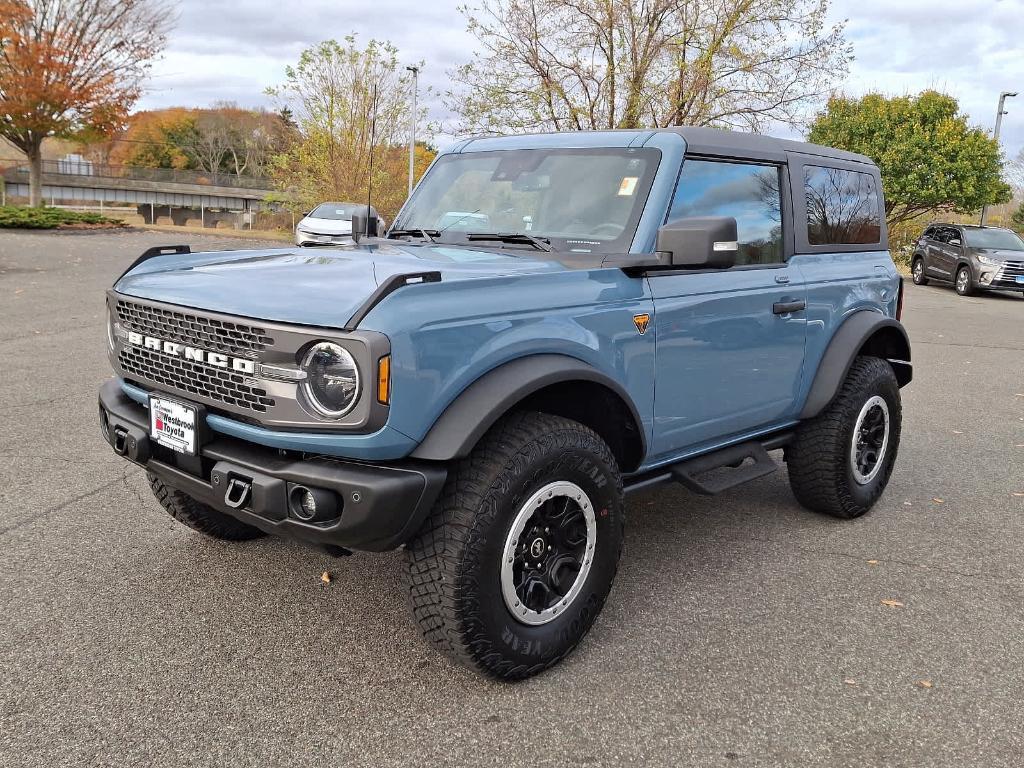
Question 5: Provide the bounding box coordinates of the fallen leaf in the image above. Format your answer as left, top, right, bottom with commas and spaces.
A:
903, 501, 913, 506
1013, 492, 1024, 497
917, 680, 933, 689
1015, 393, 1024, 398
867, 560, 879, 565
843, 679, 858, 686
932, 498, 945, 504
881, 599, 904, 608
320, 571, 332, 584
951, 430, 963, 435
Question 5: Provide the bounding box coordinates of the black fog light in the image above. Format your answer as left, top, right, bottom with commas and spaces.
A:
288, 485, 339, 523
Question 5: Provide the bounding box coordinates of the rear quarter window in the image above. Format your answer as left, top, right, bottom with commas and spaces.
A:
804, 166, 882, 246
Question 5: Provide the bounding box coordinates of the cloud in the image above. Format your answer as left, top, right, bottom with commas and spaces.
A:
828, 0, 1024, 155
138, 0, 1024, 157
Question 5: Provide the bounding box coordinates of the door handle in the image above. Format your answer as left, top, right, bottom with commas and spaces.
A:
773, 299, 806, 315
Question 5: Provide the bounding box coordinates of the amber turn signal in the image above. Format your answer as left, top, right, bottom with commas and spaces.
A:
377, 355, 391, 404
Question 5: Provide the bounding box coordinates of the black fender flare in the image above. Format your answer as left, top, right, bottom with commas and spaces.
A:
410, 354, 647, 462
799, 311, 912, 419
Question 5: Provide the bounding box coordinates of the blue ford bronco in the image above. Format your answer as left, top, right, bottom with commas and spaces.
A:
99, 127, 911, 679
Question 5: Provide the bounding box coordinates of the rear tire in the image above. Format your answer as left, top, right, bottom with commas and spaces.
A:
955, 265, 974, 296
911, 257, 929, 285
786, 356, 901, 519
148, 473, 266, 541
404, 411, 624, 680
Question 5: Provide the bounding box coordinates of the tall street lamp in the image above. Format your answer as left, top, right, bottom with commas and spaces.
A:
406, 65, 420, 198
981, 90, 1017, 226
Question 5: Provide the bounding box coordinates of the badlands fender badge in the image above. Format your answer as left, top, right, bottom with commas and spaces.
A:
633, 313, 650, 335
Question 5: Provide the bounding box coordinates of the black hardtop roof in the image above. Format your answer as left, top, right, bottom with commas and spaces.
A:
661, 126, 875, 165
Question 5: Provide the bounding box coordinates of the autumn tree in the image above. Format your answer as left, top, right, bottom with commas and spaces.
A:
104, 108, 196, 169
448, 0, 850, 134
808, 91, 1012, 228
266, 36, 431, 219
0, 0, 170, 206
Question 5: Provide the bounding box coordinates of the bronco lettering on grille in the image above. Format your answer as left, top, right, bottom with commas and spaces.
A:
126, 331, 256, 374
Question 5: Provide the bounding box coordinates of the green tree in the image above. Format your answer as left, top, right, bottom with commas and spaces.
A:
808, 91, 1012, 227
1011, 201, 1024, 232
266, 36, 430, 219
449, 0, 850, 134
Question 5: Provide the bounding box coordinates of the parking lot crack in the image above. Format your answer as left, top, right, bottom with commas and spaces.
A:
0, 469, 142, 538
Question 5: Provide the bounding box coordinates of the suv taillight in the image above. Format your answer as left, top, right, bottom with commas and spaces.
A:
896, 276, 905, 320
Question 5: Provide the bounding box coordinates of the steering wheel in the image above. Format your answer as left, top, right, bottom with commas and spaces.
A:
591, 222, 625, 239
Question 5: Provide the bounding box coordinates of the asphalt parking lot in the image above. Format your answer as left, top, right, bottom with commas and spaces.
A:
1, 228, 1023, 767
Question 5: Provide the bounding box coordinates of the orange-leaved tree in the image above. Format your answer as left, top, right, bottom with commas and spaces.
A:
0, 0, 170, 206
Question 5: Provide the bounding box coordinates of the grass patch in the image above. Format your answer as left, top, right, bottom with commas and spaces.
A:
0, 205, 126, 229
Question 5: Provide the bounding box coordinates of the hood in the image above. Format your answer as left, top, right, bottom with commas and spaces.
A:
298, 217, 353, 235
114, 241, 569, 327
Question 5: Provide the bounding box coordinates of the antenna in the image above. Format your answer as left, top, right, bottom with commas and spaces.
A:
365, 82, 378, 238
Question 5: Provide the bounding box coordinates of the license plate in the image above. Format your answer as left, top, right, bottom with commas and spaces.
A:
1016, 276, 1024, 284
149, 396, 197, 455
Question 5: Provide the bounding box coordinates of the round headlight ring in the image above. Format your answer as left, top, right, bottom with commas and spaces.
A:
300, 342, 361, 419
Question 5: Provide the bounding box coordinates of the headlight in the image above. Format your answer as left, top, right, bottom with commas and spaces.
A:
300, 342, 360, 418
296, 225, 312, 234
976, 254, 1000, 266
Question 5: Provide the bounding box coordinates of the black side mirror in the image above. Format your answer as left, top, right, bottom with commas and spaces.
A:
301, 211, 310, 217
656, 216, 738, 268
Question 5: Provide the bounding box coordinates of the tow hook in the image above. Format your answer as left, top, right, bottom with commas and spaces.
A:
112, 426, 129, 455
224, 477, 252, 509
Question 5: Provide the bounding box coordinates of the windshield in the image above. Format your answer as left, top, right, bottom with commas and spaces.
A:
309, 203, 372, 221
394, 147, 660, 252
964, 228, 1024, 250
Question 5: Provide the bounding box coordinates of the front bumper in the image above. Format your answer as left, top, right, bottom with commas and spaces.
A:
98, 380, 446, 551
295, 231, 353, 246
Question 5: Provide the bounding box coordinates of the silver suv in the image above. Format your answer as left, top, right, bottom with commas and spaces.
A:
911, 224, 1024, 297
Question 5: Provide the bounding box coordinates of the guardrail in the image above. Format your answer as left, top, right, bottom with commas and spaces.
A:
5, 158, 273, 191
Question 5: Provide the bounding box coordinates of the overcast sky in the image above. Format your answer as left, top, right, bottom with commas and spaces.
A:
137, 0, 1024, 157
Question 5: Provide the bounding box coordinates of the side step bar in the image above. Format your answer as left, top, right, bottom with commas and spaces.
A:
624, 432, 792, 496
670, 441, 777, 495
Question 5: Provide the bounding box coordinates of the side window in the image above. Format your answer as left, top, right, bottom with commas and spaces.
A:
804, 166, 882, 246
947, 228, 963, 247
932, 228, 950, 244
669, 159, 783, 265
922, 227, 936, 242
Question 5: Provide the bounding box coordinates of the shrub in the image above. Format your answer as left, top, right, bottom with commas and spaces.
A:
0, 206, 126, 229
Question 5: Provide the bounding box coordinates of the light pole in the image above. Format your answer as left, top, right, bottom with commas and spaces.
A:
406, 65, 420, 198
981, 90, 1017, 226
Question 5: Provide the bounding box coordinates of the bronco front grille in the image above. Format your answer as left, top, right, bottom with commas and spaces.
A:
115, 299, 275, 356
119, 345, 276, 413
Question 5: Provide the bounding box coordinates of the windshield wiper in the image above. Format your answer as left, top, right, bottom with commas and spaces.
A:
387, 228, 439, 243
465, 232, 554, 252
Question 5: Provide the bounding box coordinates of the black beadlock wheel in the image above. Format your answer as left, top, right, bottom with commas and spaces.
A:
147, 472, 266, 541
403, 411, 624, 680
785, 356, 902, 519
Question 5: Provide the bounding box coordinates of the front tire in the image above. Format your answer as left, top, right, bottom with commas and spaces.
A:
955, 265, 974, 296
911, 257, 929, 285
786, 356, 901, 519
148, 473, 266, 541
404, 411, 624, 679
